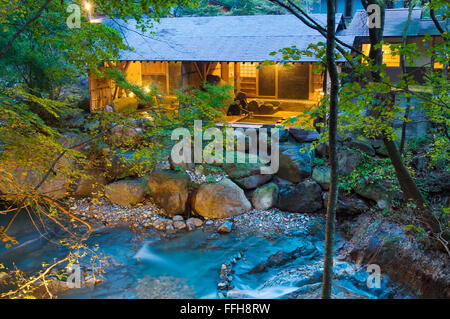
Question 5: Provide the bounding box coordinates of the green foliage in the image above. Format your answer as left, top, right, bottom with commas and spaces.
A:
312, 157, 327, 166
176, 0, 319, 16
0, 0, 200, 298
338, 151, 399, 194
405, 224, 425, 240
176, 0, 227, 16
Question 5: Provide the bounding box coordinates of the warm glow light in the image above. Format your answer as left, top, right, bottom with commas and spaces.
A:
361, 43, 400, 67
129, 92, 134, 98
433, 61, 444, 69
89, 17, 103, 24
144, 87, 150, 93
84, 2, 92, 11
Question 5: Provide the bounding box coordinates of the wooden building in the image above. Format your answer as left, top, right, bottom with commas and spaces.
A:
88, 14, 355, 115
342, 8, 447, 83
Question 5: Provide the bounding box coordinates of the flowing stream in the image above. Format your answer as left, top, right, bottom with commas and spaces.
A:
0, 213, 415, 299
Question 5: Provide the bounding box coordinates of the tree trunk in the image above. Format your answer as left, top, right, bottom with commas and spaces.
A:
321, 0, 340, 299
399, 1, 415, 155
383, 137, 440, 233
362, 1, 441, 236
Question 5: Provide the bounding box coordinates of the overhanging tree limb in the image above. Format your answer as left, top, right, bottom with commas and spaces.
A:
268, 0, 366, 58
430, 9, 445, 35
0, 0, 53, 60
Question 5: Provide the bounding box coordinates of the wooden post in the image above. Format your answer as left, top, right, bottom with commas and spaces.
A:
234, 62, 240, 93
113, 61, 130, 100
180, 62, 184, 92
193, 62, 204, 82
165, 61, 169, 95
221, 62, 229, 83
275, 63, 279, 99
308, 63, 313, 100
88, 70, 95, 112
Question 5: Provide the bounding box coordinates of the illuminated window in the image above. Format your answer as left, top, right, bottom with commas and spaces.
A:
141, 61, 168, 93
361, 43, 400, 67
433, 61, 444, 69
240, 63, 257, 77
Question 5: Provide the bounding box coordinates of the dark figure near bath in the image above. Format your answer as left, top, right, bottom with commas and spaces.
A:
206, 74, 221, 86
227, 91, 249, 115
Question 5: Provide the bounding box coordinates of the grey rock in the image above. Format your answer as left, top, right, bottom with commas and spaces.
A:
173, 220, 187, 230
277, 142, 313, 183
279, 129, 290, 142
218, 221, 233, 233
193, 178, 251, 219
348, 139, 375, 156
172, 215, 184, 221
186, 217, 203, 231
312, 166, 330, 190
288, 127, 320, 142
153, 218, 173, 230
105, 178, 147, 207
322, 193, 369, 215
337, 148, 363, 176
251, 182, 279, 210
277, 181, 323, 213
74, 167, 107, 197
148, 169, 190, 217
165, 224, 175, 233
355, 179, 392, 209
234, 174, 273, 190
315, 142, 329, 157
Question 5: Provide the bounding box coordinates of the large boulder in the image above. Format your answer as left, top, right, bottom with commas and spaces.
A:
220, 151, 262, 179
74, 167, 107, 197
104, 178, 147, 206
277, 181, 322, 213
147, 169, 190, 217
251, 182, 279, 210
337, 148, 363, 176
347, 215, 450, 298
277, 142, 313, 183
192, 178, 251, 219
234, 174, 273, 190
315, 142, 329, 158
288, 127, 320, 143
105, 149, 154, 180
312, 166, 330, 190
107, 125, 142, 147
57, 132, 89, 152
223, 129, 253, 152
322, 193, 369, 215
279, 129, 290, 142
347, 139, 375, 156
169, 147, 195, 171
354, 179, 392, 209
0, 159, 74, 201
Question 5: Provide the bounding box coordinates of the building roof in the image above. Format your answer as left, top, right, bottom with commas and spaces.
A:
343, 8, 448, 37
106, 14, 354, 62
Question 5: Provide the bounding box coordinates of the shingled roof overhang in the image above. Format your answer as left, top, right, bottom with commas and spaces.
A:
105, 14, 354, 63
342, 8, 448, 38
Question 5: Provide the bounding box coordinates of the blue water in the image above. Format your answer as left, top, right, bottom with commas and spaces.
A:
0, 214, 414, 299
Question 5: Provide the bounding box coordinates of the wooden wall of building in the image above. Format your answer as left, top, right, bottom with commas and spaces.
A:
88, 69, 114, 112
89, 61, 325, 111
